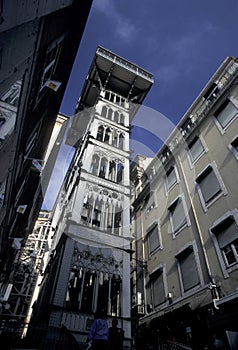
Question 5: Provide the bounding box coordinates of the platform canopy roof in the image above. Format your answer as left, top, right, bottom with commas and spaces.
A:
76, 46, 154, 112
66, 47, 154, 147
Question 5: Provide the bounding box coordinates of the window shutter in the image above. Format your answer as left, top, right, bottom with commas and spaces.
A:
179, 250, 199, 292
189, 137, 204, 162
215, 101, 238, 128
170, 199, 187, 232
148, 225, 160, 254
198, 167, 221, 203
214, 219, 238, 248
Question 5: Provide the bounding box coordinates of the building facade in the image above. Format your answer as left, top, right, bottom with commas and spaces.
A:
28, 47, 153, 348
131, 57, 238, 349
0, 113, 68, 339
0, 0, 92, 337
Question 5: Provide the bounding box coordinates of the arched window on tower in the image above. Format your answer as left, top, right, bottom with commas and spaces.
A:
114, 111, 119, 123
101, 105, 107, 118
81, 195, 93, 225
119, 113, 125, 125
112, 130, 118, 147
66, 264, 121, 315
91, 198, 103, 228
90, 154, 100, 175
99, 157, 107, 178
104, 127, 111, 144
97, 125, 104, 141
66, 268, 83, 311
110, 274, 122, 317
97, 271, 109, 313
118, 133, 125, 149
108, 108, 113, 120
116, 163, 124, 184
108, 161, 116, 181
114, 208, 122, 235
104, 199, 114, 232
81, 269, 96, 313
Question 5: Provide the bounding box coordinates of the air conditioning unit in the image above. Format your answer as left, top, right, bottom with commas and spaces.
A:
137, 305, 145, 314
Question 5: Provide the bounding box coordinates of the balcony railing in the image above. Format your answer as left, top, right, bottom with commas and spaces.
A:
97, 47, 154, 83
142, 59, 238, 183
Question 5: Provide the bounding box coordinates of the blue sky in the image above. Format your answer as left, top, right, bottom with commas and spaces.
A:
43, 0, 238, 209
60, 0, 238, 150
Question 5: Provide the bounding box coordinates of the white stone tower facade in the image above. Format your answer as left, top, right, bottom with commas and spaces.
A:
34, 47, 153, 347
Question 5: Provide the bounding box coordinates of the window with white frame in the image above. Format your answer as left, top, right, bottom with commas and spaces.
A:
188, 136, 205, 163
214, 99, 238, 130
66, 266, 121, 316
1, 81, 22, 107
203, 82, 219, 103
196, 164, 226, 208
176, 247, 200, 292
147, 223, 160, 255
211, 216, 238, 267
166, 166, 177, 191
39, 37, 63, 91
168, 197, 188, 234
0, 80, 22, 141
150, 268, 165, 307
229, 136, 238, 160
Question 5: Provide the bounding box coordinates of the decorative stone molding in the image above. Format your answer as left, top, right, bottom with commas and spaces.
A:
71, 244, 122, 277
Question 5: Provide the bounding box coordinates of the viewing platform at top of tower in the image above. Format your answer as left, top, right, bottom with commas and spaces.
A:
76, 46, 154, 113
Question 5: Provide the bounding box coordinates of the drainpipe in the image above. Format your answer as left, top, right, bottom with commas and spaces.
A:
139, 204, 147, 313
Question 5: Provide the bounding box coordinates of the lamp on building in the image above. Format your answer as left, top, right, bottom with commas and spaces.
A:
168, 292, 173, 304
208, 282, 219, 310
114, 246, 135, 255
114, 246, 148, 270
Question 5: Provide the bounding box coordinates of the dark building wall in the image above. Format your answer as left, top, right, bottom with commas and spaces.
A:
0, 0, 92, 299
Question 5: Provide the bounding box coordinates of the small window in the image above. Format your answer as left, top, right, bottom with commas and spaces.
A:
214, 99, 238, 129
176, 247, 200, 292
212, 216, 238, 267
188, 136, 205, 163
40, 38, 63, 91
229, 136, 238, 160
147, 224, 160, 255
203, 82, 219, 102
166, 166, 177, 190
0, 80, 22, 141
1, 81, 22, 107
231, 137, 238, 151
196, 165, 224, 207
168, 197, 188, 234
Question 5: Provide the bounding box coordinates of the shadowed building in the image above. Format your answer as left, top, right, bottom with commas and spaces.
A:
0, 0, 92, 340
